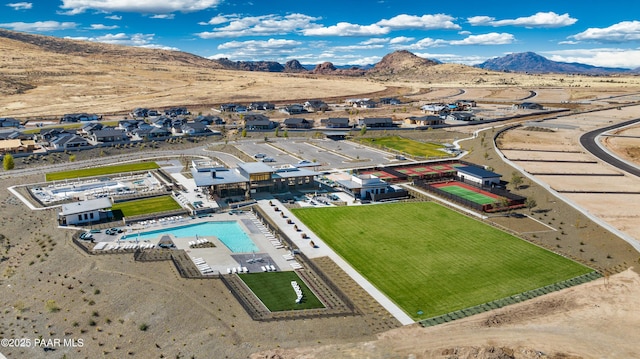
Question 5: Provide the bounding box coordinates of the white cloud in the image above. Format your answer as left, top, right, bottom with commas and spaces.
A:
404, 37, 448, 50
302, 22, 389, 36
217, 38, 301, 50
59, 0, 221, 15
544, 48, 640, 69
377, 14, 460, 30
331, 44, 385, 52
211, 39, 302, 61
151, 14, 175, 20
200, 14, 237, 25
570, 21, 640, 42
105, 15, 122, 20
0, 21, 77, 32
90, 24, 119, 30
7, 2, 32, 10
65, 33, 179, 50
389, 36, 414, 44
198, 13, 320, 38
360, 38, 390, 45
449, 32, 514, 45
458, 30, 471, 35
468, 12, 577, 28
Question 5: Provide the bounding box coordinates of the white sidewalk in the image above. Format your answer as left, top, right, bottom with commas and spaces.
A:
256, 199, 415, 325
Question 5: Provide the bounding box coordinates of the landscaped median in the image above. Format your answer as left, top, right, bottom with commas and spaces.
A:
45, 162, 159, 181
292, 201, 592, 321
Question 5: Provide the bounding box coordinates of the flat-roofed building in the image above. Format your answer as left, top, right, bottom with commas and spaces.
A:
59, 197, 113, 226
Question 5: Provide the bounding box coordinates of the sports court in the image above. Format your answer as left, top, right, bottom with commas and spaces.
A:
432, 181, 501, 205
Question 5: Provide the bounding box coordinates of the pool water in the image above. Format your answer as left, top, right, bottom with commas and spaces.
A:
122, 221, 259, 253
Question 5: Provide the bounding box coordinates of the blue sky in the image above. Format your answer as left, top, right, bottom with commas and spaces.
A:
2, 0, 640, 68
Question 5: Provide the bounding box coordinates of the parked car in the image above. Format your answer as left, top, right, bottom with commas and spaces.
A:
261, 157, 276, 162
79, 232, 93, 240
254, 153, 266, 159
298, 160, 311, 164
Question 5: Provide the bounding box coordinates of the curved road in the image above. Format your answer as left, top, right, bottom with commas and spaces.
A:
579, 118, 640, 178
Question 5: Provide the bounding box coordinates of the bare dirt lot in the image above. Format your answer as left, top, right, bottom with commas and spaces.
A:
497, 105, 640, 244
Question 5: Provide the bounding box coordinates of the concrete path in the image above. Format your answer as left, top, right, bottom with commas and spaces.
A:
256, 199, 415, 325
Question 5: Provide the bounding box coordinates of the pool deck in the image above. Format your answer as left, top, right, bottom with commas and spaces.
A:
96, 213, 299, 275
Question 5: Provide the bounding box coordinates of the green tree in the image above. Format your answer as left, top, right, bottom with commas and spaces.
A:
525, 198, 537, 213
68, 154, 76, 162
360, 125, 367, 136
510, 172, 523, 190
241, 128, 247, 137
3, 153, 15, 170
274, 127, 280, 137
283, 129, 289, 138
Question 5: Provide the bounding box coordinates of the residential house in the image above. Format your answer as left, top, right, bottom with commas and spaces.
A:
518, 102, 544, 110
61, 113, 100, 123
164, 107, 189, 117
456, 100, 476, 109
133, 127, 171, 140
245, 118, 277, 130
91, 128, 128, 143
40, 128, 74, 143
0, 117, 20, 128
281, 104, 305, 115
220, 104, 238, 112
358, 117, 394, 128
0, 130, 25, 140
118, 119, 146, 132
80, 122, 103, 135
304, 100, 329, 112
152, 116, 173, 129
407, 115, 444, 126
131, 108, 149, 118
283, 118, 313, 129
323, 117, 351, 128
248, 102, 275, 111
50, 134, 90, 150
195, 115, 224, 125
446, 112, 477, 121
0, 139, 36, 154
379, 97, 401, 105
181, 122, 211, 136
421, 104, 449, 115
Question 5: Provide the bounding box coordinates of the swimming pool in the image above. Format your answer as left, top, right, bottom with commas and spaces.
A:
122, 221, 259, 253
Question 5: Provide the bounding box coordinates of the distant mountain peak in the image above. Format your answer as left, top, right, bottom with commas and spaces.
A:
370, 50, 438, 75
477, 52, 630, 74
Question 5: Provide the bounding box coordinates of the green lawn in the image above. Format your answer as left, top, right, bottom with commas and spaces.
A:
358, 136, 448, 158
438, 184, 499, 205
110, 196, 181, 218
239, 272, 325, 311
46, 162, 159, 181
292, 202, 591, 320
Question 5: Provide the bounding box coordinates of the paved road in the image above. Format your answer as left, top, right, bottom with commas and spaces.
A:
579, 118, 640, 178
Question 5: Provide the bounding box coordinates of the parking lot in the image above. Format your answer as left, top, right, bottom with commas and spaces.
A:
234, 138, 403, 170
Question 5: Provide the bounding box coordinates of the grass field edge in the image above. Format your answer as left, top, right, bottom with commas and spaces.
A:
419, 271, 603, 327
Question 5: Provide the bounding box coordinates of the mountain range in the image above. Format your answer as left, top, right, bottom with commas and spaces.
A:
214, 50, 637, 76
0, 28, 637, 84
476, 52, 636, 74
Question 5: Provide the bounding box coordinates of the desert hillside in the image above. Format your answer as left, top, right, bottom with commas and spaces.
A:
0, 30, 387, 117
2, 30, 640, 118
